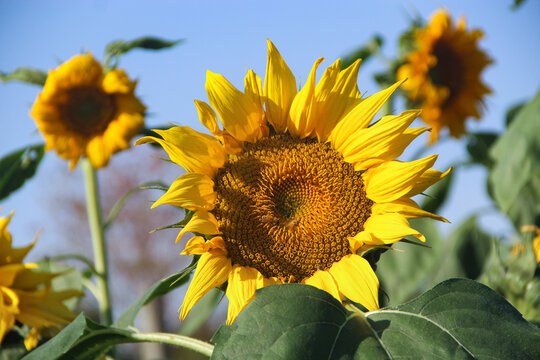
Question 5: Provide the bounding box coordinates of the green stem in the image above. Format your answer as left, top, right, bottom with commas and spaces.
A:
130, 332, 214, 357
82, 158, 113, 325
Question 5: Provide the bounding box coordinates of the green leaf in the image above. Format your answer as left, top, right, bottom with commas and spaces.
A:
489, 88, 540, 230
512, 0, 526, 10
211, 280, 540, 359
104, 36, 183, 68
420, 167, 454, 214
505, 101, 526, 127
466, 132, 499, 168
340, 35, 383, 70
103, 181, 169, 230
114, 259, 197, 328
0, 68, 47, 86
0, 144, 45, 201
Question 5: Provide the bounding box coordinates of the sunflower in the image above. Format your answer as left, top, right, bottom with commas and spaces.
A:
397, 9, 492, 144
0, 212, 82, 350
31, 53, 146, 169
137, 40, 450, 324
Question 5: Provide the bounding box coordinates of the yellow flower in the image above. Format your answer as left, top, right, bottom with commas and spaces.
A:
31, 53, 146, 170
0, 212, 82, 350
397, 9, 492, 144
137, 40, 450, 324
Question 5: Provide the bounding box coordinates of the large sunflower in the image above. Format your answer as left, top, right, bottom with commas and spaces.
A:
397, 9, 492, 144
31, 53, 146, 169
137, 41, 450, 324
0, 212, 82, 350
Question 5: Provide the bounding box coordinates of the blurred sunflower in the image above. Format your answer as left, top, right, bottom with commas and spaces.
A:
0, 212, 82, 350
138, 40, 450, 324
31, 53, 146, 169
397, 9, 492, 144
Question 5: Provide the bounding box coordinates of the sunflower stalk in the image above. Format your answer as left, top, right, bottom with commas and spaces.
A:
82, 158, 113, 326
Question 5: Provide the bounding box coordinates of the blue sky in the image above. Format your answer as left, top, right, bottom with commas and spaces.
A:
1, 0, 539, 253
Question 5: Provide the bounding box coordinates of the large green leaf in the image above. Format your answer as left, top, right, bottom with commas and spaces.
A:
0, 144, 45, 201
114, 259, 197, 328
489, 89, 540, 230
211, 280, 540, 359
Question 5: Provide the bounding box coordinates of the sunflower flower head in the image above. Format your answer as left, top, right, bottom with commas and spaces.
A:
31, 53, 146, 169
137, 40, 450, 325
397, 9, 493, 144
0, 212, 83, 350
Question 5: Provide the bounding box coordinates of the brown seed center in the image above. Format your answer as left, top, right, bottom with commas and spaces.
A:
212, 133, 373, 282
57, 86, 116, 136
428, 39, 465, 106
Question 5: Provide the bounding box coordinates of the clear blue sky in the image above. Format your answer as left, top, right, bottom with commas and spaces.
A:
1, 0, 539, 248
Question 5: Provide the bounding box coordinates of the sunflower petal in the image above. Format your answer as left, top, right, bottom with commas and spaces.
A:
362, 213, 426, 243
135, 126, 226, 177
180, 250, 231, 320
315, 59, 363, 141
330, 80, 405, 150
226, 265, 259, 325
329, 254, 379, 311
288, 58, 324, 138
363, 155, 438, 203
264, 40, 297, 133
175, 211, 220, 243
304, 270, 341, 301
338, 110, 422, 169
152, 173, 216, 211
372, 198, 449, 223
406, 167, 453, 197
206, 71, 263, 142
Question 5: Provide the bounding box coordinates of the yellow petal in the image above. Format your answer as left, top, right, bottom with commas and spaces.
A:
181, 236, 207, 255
24, 327, 39, 350
195, 99, 220, 135
181, 236, 227, 255
102, 69, 135, 94
175, 210, 220, 243
362, 213, 426, 243
256, 272, 281, 288
245, 70, 269, 137
225, 265, 259, 325
152, 173, 216, 211
264, 40, 297, 133
406, 167, 453, 197
41, 53, 102, 101
288, 57, 324, 138
338, 110, 423, 170
330, 80, 405, 150
363, 155, 438, 203
303, 270, 341, 301
135, 126, 226, 177
194, 100, 244, 154
179, 250, 231, 320
86, 135, 110, 169
315, 59, 363, 141
329, 254, 379, 311
372, 198, 449, 223
206, 71, 263, 142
